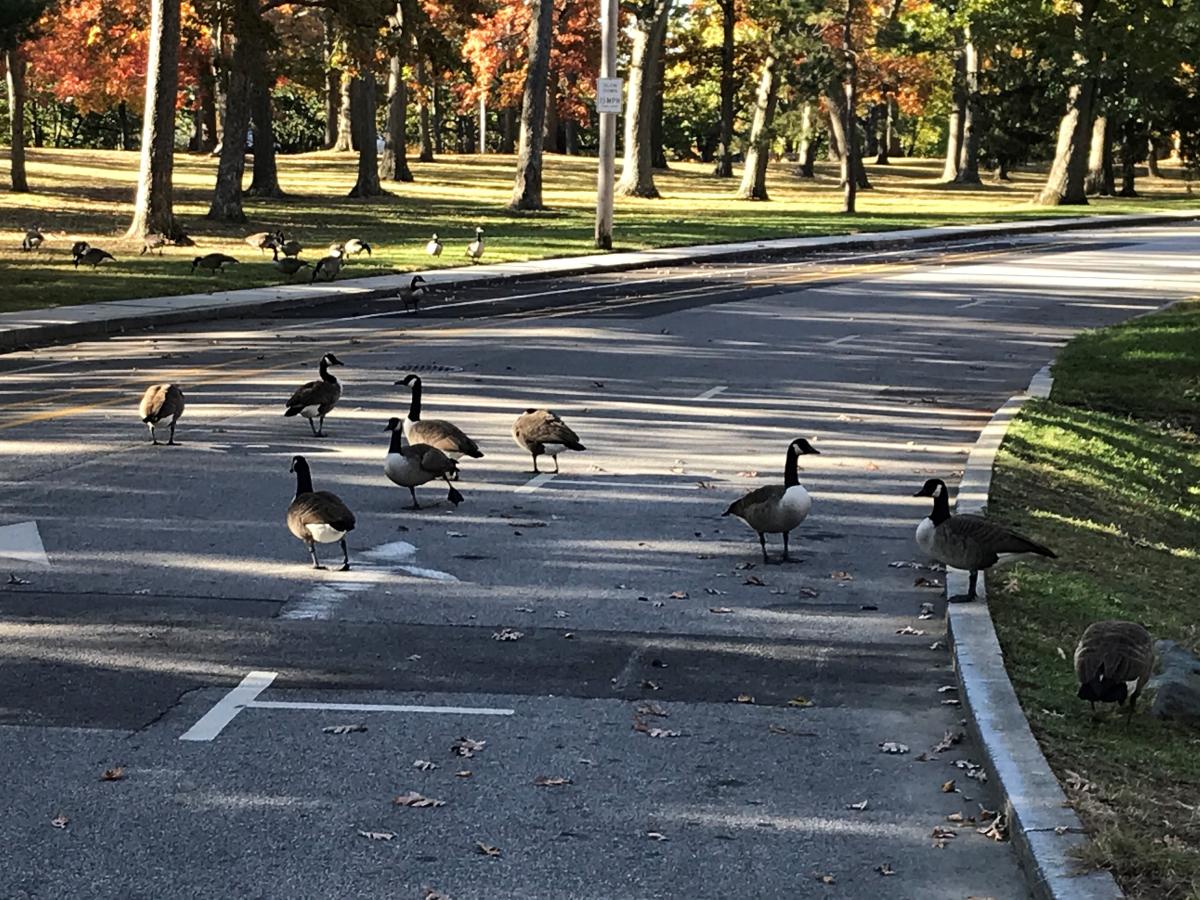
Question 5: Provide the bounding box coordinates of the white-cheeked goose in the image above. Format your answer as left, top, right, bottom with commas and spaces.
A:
723, 438, 819, 564
395, 374, 483, 462
1075, 620, 1154, 721
512, 409, 585, 473
287, 455, 355, 570
284, 353, 344, 437
383, 418, 463, 509
138, 383, 185, 445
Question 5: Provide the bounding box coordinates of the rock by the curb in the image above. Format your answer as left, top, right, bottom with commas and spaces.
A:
1148, 639, 1200, 721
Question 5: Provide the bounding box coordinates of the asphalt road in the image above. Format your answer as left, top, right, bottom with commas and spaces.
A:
1, 223, 1196, 899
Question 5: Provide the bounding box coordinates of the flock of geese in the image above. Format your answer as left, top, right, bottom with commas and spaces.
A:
133, 353, 1152, 722
20, 226, 488, 289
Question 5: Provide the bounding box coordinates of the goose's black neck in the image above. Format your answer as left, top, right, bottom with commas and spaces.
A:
929, 488, 951, 525
387, 427, 406, 454
407, 377, 423, 421
783, 443, 800, 488
319, 358, 338, 384
293, 462, 314, 497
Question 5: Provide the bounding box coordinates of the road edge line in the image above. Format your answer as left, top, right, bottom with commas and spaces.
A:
946, 365, 1124, 900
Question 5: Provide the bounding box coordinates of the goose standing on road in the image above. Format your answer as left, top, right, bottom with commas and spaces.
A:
426, 234, 443, 257
138, 383, 185, 445
1075, 620, 1154, 720
913, 477, 1057, 602
512, 409, 586, 474
394, 373, 484, 463
287, 455, 355, 571
191, 253, 238, 274
74, 246, 114, 268
22, 228, 44, 251
723, 438, 820, 564
399, 275, 427, 313
466, 227, 484, 263
284, 352, 344, 437
383, 418, 464, 509
312, 251, 343, 282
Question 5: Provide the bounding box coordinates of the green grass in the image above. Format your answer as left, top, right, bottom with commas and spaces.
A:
1, 148, 1197, 314
989, 301, 1200, 899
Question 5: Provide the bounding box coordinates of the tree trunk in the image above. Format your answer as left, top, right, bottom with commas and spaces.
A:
1147, 136, 1161, 177
247, 62, 283, 197
417, 55, 434, 161
651, 52, 668, 169
564, 113, 579, 154
433, 82, 444, 153
995, 158, 1010, 181
509, 0, 554, 209
195, 63, 218, 152
840, 0, 858, 214
543, 75, 561, 153
333, 71, 354, 151
886, 96, 901, 157
128, 0, 182, 238
1084, 114, 1114, 195
1038, 0, 1098, 206
616, 0, 672, 198
826, 109, 842, 162
735, 51, 779, 201
863, 104, 879, 159
207, 0, 255, 222
826, 80, 869, 191
1117, 121, 1138, 197
380, 47, 413, 182
117, 101, 134, 151
954, 32, 981, 184
499, 107, 516, 154
348, 76, 383, 197
323, 11, 339, 149
795, 101, 816, 177
6, 48, 28, 192
713, 0, 735, 177
874, 101, 890, 164
211, 19, 226, 140
941, 45, 964, 182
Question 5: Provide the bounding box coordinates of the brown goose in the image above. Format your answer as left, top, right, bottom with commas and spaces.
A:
286, 455, 355, 570
138, 383, 185, 445
723, 438, 819, 564
913, 477, 1056, 602
191, 253, 238, 274
284, 353, 344, 437
395, 374, 483, 462
274, 257, 311, 278
331, 238, 371, 257
383, 418, 463, 509
140, 233, 168, 255
1075, 620, 1154, 720
312, 252, 343, 282
512, 409, 586, 474
74, 246, 115, 268
246, 231, 283, 254
399, 275, 427, 313
22, 228, 44, 251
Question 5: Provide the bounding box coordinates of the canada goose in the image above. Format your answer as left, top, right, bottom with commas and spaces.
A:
140, 233, 168, 255
70, 240, 91, 260
287, 455, 355, 571
284, 352, 344, 437
394, 374, 484, 463
191, 253, 238, 274
278, 239, 303, 258
74, 247, 115, 269
312, 252, 343, 282
512, 409, 586, 474
399, 275, 427, 313
913, 477, 1057, 602
466, 227, 484, 262
426, 234, 443, 257
21, 228, 44, 251
138, 383, 185, 445
1075, 620, 1153, 721
246, 230, 283, 254
383, 418, 464, 509
723, 438, 819, 564
274, 256, 311, 278
337, 238, 371, 257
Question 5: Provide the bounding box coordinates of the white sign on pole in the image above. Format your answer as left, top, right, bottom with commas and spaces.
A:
596, 78, 623, 114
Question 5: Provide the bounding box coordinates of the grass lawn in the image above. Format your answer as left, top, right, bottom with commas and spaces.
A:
989, 301, 1200, 899
0, 148, 1197, 314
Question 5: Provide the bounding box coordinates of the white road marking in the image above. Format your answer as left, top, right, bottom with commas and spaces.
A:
179, 670, 277, 741
693, 385, 727, 400
552, 479, 713, 491
0, 521, 50, 567
247, 701, 514, 716
825, 333, 861, 347
956, 297, 990, 309
515, 473, 556, 493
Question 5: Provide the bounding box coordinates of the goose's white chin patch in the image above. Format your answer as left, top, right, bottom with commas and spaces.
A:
915, 517, 936, 554
1125, 679, 1140, 695
305, 523, 346, 543
299, 405, 322, 420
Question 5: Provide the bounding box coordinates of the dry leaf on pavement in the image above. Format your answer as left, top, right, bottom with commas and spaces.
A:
878, 741, 909, 754
476, 841, 502, 857
929, 640, 947, 651
491, 628, 525, 641
876, 863, 896, 876
815, 873, 836, 885
451, 737, 486, 758
413, 759, 438, 771
734, 694, 755, 704
646, 832, 669, 841
786, 696, 813, 708
846, 800, 869, 811
533, 776, 573, 787
933, 730, 965, 753
942, 780, 957, 793
100, 767, 125, 782
978, 814, 1009, 841
931, 826, 957, 847
358, 830, 396, 841
637, 702, 669, 718
641, 679, 661, 691
393, 791, 446, 808
668, 591, 689, 599
937, 685, 957, 693
633, 716, 681, 738
50, 815, 69, 829
743, 575, 765, 587
709, 606, 735, 614
737, 471, 758, 478
455, 770, 472, 778
423, 889, 450, 900
830, 571, 854, 581
896, 626, 926, 636
323, 724, 368, 735
914, 576, 942, 588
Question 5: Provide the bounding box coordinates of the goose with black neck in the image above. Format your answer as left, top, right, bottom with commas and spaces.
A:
383, 418, 464, 509
723, 438, 820, 564
285, 353, 344, 437
286, 455, 355, 571
395, 373, 484, 465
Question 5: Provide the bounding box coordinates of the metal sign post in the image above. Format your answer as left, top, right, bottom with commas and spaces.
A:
594, 0, 620, 249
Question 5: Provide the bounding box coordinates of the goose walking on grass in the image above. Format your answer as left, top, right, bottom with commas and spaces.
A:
71, 240, 91, 260
22, 228, 44, 251
913, 477, 1057, 602
399, 275, 427, 313
191, 253, 238, 275
426, 234, 443, 257
312, 251, 343, 282
74, 246, 115, 269
284, 353, 344, 437
512, 409, 586, 474
1075, 620, 1154, 722
246, 231, 283, 254
138, 383, 185, 445
287, 455, 355, 571
466, 227, 484, 263
274, 257, 311, 279
140, 233, 168, 255
383, 418, 464, 509
723, 438, 820, 564
331, 238, 371, 257
394, 373, 484, 464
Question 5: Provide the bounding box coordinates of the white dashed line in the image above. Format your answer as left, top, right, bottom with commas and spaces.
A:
247, 701, 514, 716
693, 385, 727, 400
515, 473, 557, 493
825, 333, 861, 347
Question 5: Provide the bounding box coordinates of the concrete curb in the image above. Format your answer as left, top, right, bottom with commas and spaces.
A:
946, 366, 1124, 900
2, 208, 1198, 355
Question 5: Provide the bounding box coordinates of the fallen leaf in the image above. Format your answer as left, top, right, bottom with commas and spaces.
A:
446, 531, 467, 538
646, 831, 669, 842
815, 873, 836, 885
554, 610, 569, 618
846, 800, 869, 811
946, 812, 965, 823
491, 628, 525, 641
514, 606, 534, 613
953, 759, 988, 782
455, 770, 472, 778
100, 767, 125, 782
931, 826, 957, 844
476, 841, 502, 857
734, 693, 755, 704
533, 776, 573, 787
737, 471, 759, 478
743, 575, 766, 587
633, 716, 681, 738
942, 699, 962, 706
937, 685, 957, 693
896, 626, 926, 636
322, 724, 368, 735
865, 461, 880, 471
50, 815, 69, 830
933, 730, 965, 753
637, 702, 669, 718
423, 889, 450, 900
878, 741, 909, 754
918, 601, 936, 619
413, 759, 438, 771
407, 654, 422, 662
786, 696, 813, 708
830, 571, 854, 581
358, 830, 396, 841
709, 606, 735, 614
978, 814, 1009, 842
942, 779, 957, 793
876, 863, 896, 876
768, 724, 791, 735
641, 680, 661, 691
393, 791, 446, 808
798, 587, 820, 598
734, 562, 755, 570
451, 737, 486, 758
978, 804, 998, 821
915, 752, 931, 762
704, 588, 727, 596
695, 481, 716, 490
929, 640, 947, 651
668, 591, 689, 599
6, 573, 30, 585
914, 576, 942, 588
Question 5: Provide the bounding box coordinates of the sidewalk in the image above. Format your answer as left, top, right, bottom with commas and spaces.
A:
3, 208, 1197, 354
